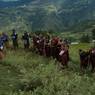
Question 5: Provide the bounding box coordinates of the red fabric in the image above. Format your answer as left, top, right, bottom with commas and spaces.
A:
89, 48, 95, 71
45, 44, 51, 57
59, 48, 69, 66
51, 37, 59, 46
0, 51, 4, 60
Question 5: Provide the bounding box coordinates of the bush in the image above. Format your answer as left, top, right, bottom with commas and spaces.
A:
80, 34, 90, 43
92, 29, 95, 40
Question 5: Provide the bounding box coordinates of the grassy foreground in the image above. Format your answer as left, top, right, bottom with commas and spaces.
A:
0, 43, 95, 95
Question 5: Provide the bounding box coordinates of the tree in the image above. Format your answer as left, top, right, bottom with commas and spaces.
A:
80, 34, 90, 43
92, 29, 95, 40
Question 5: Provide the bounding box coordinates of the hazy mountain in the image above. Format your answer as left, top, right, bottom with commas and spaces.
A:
0, 0, 32, 8
0, 0, 95, 32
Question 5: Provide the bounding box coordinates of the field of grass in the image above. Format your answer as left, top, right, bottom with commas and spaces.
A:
60, 31, 92, 41
0, 43, 95, 95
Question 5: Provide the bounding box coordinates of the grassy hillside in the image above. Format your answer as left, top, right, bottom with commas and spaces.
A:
0, 0, 95, 32
1, 43, 95, 95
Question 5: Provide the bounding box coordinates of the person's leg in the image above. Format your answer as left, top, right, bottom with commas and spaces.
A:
91, 62, 95, 72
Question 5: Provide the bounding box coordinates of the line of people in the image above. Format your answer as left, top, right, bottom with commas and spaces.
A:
32, 33, 69, 68
11, 29, 31, 49
0, 30, 70, 69
0, 30, 95, 73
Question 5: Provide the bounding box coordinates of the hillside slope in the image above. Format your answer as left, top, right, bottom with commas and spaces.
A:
1, 44, 95, 95
0, 0, 95, 32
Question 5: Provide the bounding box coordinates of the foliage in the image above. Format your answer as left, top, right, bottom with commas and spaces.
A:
1, 43, 95, 95
92, 29, 95, 40
80, 34, 91, 43
1, 0, 95, 32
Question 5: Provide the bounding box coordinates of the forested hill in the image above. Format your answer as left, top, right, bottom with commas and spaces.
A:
0, 0, 32, 8
0, 0, 95, 32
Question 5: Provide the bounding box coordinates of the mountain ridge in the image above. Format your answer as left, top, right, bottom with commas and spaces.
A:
0, 0, 95, 32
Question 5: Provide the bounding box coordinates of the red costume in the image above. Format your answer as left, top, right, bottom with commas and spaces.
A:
45, 42, 51, 57
79, 50, 89, 71
59, 45, 69, 68
89, 48, 95, 72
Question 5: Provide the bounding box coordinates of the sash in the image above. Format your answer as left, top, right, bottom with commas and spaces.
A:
59, 50, 65, 56
0, 46, 4, 50
92, 50, 95, 54
37, 40, 40, 44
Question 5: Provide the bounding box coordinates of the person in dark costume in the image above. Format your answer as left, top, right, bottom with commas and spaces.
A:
79, 49, 89, 72
89, 47, 95, 72
1, 32, 9, 49
0, 34, 4, 60
59, 44, 69, 68
22, 32, 30, 49
51, 37, 59, 59
11, 29, 18, 49
38, 35, 45, 55
56, 39, 63, 61
44, 38, 51, 57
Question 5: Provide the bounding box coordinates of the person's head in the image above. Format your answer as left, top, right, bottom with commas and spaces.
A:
60, 39, 63, 42
61, 44, 65, 49
79, 49, 82, 53
25, 31, 27, 33
12, 29, 16, 34
46, 39, 49, 43
24, 31, 27, 35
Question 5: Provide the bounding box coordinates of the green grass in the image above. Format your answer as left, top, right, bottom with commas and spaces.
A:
57, 31, 92, 42
0, 43, 95, 95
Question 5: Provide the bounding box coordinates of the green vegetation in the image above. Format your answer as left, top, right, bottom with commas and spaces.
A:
92, 29, 95, 40
80, 34, 91, 43
55, 31, 92, 42
1, 0, 95, 32
1, 43, 95, 95
0, 0, 95, 94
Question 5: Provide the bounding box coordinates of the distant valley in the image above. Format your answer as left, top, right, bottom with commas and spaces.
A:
0, 0, 95, 32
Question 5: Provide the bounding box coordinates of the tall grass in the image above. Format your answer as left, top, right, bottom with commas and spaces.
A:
0, 43, 95, 95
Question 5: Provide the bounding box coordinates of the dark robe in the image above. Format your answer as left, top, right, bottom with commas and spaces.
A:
51, 37, 59, 58
79, 50, 89, 70
22, 33, 30, 49
59, 48, 69, 68
45, 42, 51, 57
89, 48, 95, 72
11, 32, 18, 49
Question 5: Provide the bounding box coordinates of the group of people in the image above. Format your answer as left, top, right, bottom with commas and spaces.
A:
32, 33, 69, 68
11, 29, 31, 49
0, 32, 9, 60
0, 29, 95, 72
0, 30, 70, 68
